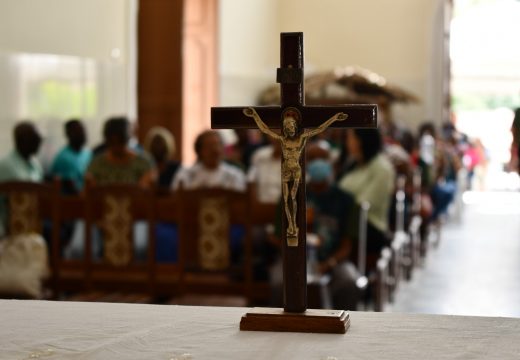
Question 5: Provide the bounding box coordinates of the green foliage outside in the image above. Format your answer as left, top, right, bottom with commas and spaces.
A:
452, 93, 520, 111
27, 80, 97, 119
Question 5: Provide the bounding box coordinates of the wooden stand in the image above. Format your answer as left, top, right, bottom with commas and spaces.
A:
240, 308, 350, 334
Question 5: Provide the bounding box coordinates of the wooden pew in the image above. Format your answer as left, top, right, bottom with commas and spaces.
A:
378, 170, 424, 308
374, 247, 391, 312
83, 184, 156, 298
48, 182, 300, 305
247, 184, 278, 303
407, 169, 423, 275
54, 187, 180, 301
0, 181, 59, 298
53, 194, 86, 295
172, 186, 253, 306
354, 201, 371, 309
153, 191, 181, 297
387, 175, 409, 302
0, 181, 59, 237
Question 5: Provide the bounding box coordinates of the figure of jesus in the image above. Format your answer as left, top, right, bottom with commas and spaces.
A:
243, 107, 348, 246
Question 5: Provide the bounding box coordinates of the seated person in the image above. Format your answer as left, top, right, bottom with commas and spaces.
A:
418, 122, 437, 191
85, 117, 155, 260
247, 137, 282, 203
430, 140, 459, 222
512, 108, 520, 175
86, 117, 155, 187
0, 122, 43, 183
224, 129, 265, 171
50, 119, 92, 195
172, 130, 246, 265
307, 159, 360, 310
0, 122, 43, 237
144, 126, 180, 191
418, 122, 459, 222
0, 122, 46, 297
144, 127, 181, 262
49, 119, 92, 252
92, 118, 143, 157
338, 129, 394, 268
247, 138, 282, 280
171, 130, 246, 192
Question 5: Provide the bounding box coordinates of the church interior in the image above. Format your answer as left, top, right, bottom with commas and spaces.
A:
2, 0, 520, 357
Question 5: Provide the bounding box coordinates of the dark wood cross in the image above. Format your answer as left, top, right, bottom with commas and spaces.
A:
212, 32, 377, 331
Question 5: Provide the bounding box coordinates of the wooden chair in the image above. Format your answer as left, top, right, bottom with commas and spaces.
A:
388, 233, 406, 302
53, 194, 86, 295
0, 181, 58, 236
83, 184, 155, 298
408, 169, 423, 275
387, 175, 411, 300
374, 247, 391, 312
354, 201, 370, 309
418, 169, 436, 259
153, 190, 181, 297
173, 187, 253, 306
248, 183, 278, 302
0, 181, 59, 297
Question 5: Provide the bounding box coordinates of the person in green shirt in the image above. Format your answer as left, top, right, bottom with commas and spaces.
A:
339, 129, 394, 258
86, 117, 155, 187
0, 122, 43, 183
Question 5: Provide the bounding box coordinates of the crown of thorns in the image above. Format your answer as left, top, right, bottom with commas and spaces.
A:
283, 108, 300, 120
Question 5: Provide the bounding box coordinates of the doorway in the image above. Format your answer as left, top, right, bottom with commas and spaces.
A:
451, 0, 520, 190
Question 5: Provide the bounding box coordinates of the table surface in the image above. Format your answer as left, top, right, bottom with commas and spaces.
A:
1, 300, 520, 360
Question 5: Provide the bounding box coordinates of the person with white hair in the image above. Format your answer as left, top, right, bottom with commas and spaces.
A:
171, 130, 246, 192
144, 126, 180, 190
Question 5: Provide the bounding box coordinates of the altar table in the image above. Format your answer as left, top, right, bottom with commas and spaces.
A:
1, 300, 519, 359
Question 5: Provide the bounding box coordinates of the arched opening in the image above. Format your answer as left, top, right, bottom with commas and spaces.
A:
451, 0, 520, 190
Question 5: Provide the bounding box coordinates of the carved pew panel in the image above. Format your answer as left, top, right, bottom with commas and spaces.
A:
174, 187, 253, 305
84, 185, 155, 296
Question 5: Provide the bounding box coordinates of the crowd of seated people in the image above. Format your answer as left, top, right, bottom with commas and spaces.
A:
0, 114, 471, 306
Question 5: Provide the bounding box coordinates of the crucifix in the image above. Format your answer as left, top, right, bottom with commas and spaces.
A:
212, 32, 377, 333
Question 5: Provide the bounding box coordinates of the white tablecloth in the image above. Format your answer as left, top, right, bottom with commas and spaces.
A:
1, 300, 519, 360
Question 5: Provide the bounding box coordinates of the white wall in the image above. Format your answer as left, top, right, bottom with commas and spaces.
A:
0, 0, 135, 166
0, 0, 129, 61
219, 0, 279, 106
219, 0, 446, 128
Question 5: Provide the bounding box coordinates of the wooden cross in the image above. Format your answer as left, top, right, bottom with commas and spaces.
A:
212, 32, 377, 332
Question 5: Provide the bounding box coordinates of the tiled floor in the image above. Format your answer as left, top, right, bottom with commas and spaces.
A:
388, 191, 520, 318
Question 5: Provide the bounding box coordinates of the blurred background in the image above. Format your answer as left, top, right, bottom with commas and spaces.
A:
0, 0, 519, 318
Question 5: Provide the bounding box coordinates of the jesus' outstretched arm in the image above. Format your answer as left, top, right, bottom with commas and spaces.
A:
243, 107, 282, 141
303, 112, 348, 139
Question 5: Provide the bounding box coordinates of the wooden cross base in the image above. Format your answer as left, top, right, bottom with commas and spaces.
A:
240, 308, 350, 334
